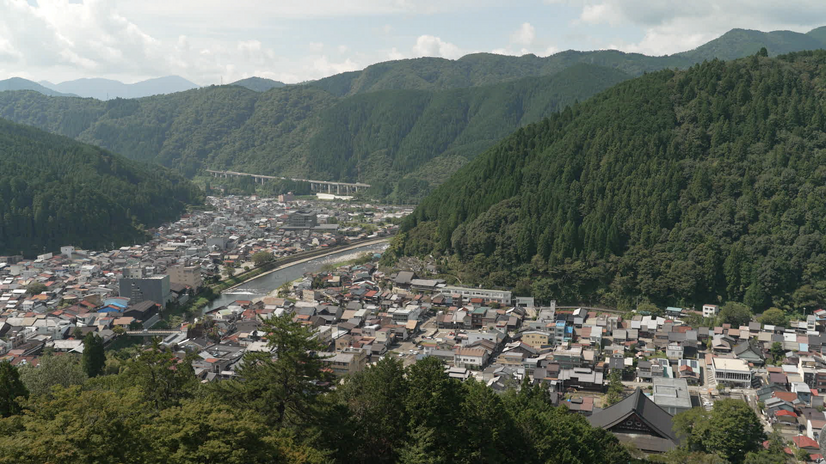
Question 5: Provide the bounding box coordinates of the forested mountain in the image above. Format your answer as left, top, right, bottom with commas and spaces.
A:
39, 76, 199, 100
394, 51, 826, 311
229, 77, 287, 92
0, 26, 823, 202
0, 65, 629, 201
0, 78, 76, 97
310, 26, 826, 97
0, 118, 202, 256
676, 27, 826, 62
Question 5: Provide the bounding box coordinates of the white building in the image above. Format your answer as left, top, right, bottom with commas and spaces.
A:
712, 357, 751, 387
440, 286, 512, 305
703, 304, 719, 318
454, 347, 489, 369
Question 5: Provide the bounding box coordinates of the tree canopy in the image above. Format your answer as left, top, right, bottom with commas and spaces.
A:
670, 400, 766, 464
0, 118, 202, 256
0, 317, 636, 464
397, 51, 826, 311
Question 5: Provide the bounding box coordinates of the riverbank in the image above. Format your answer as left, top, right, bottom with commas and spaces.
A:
221, 236, 390, 292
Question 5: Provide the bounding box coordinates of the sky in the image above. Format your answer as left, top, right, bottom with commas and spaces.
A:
1, 0, 826, 85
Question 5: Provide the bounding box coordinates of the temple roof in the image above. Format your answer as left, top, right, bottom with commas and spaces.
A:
587, 388, 679, 445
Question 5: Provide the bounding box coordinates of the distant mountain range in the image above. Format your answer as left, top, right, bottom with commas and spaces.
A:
0, 25, 824, 202
2, 26, 825, 102
0, 77, 77, 97
308, 26, 826, 96
37, 76, 199, 100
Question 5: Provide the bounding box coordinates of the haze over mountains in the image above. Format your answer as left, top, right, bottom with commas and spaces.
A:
0, 77, 77, 97
0, 64, 631, 203
37, 76, 200, 100
0, 25, 824, 203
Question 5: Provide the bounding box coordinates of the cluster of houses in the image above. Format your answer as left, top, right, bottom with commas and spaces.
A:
0, 196, 407, 366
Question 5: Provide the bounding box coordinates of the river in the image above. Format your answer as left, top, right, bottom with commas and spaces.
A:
203, 241, 389, 313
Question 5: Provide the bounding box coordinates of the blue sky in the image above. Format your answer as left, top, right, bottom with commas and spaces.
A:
2, 0, 826, 85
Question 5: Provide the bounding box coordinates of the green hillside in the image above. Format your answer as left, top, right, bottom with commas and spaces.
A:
0, 65, 629, 201
309, 52, 682, 97
0, 118, 202, 255
311, 26, 826, 97
395, 51, 826, 311
677, 28, 826, 61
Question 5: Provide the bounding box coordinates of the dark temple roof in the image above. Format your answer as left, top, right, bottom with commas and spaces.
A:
587, 388, 679, 444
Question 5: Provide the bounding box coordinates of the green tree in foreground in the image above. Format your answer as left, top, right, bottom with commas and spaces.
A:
19, 354, 87, 397
0, 361, 27, 417
212, 312, 331, 428
81, 333, 105, 378
672, 400, 766, 464
335, 356, 409, 463
118, 341, 197, 410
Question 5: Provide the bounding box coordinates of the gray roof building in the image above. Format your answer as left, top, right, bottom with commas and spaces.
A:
651, 377, 692, 415
588, 388, 679, 454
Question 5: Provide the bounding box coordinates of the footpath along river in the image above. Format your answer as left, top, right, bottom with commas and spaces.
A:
202, 240, 389, 313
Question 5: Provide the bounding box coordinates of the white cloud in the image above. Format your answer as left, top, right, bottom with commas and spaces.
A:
388, 47, 405, 60
311, 55, 361, 76
0, 0, 372, 84
337, 44, 349, 53
411, 35, 462, 59
564, 0, 826, 55
116, 0, 482, 24
495, 22, 558, 57
511, 22, 536, 46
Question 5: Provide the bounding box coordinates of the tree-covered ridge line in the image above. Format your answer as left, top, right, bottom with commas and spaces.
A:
0, 117, 203, 256
0, 64, 629, 202
308, 26, 826, 97
395, 50, 826, 312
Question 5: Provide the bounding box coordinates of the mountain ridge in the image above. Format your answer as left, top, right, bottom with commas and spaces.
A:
0, 117, 203, 255
0, 64, 630, 202
39, 75, 199, 100
395, 50, 826, 311
229, 77, 287, 92
0, 78, 77, 97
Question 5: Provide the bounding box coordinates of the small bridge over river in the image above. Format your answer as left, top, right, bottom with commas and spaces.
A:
206, 170, 370, 195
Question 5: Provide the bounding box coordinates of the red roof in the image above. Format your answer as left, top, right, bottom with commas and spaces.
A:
773, 391, 798, 403
775, 410, 797, 418
793, 435, 819, 449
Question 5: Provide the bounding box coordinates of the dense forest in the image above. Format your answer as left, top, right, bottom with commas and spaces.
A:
308, 26, 826, 97
0, 118, 202, 255
394, 50, 826, 311
0, 65, 628, 202
0, 314, 635, 464
2, 26, 825, 202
